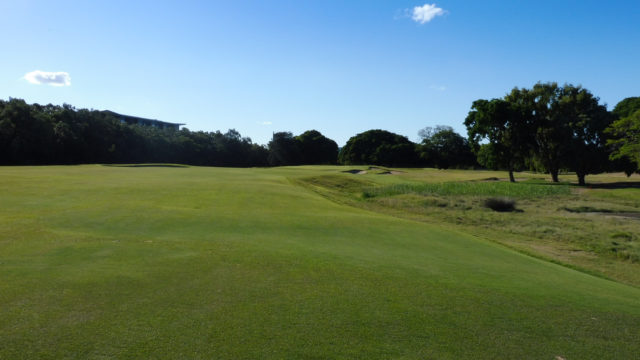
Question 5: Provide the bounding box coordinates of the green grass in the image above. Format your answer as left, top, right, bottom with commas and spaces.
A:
300, 170, 640, 286
1, 165, 639, 359
362, 180, 571, 198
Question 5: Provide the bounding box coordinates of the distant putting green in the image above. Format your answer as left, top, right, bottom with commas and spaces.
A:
0, 165, 639, 359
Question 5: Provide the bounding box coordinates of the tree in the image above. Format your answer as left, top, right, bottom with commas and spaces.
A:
268, 132, 301, 166
515, 83, 567, 182
612, 97, 640, 119
0, 98, 271, 167
607, 109, 640, 171
607, 97, 640, 174
0, 98, 53, 164
505, 83, 612, 185
339, 129, 418, 167
295, 130, 338, 164
418, 125, 476, 169
465, 98, 533, 182
556, 85, 612, 186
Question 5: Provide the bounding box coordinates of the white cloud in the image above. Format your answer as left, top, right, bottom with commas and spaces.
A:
24, 70, 71, 86
412, 3, 445, 24
258, 121, 272, 126
430, 85, 447, 91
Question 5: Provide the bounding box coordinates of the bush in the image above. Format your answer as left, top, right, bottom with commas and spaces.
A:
484, 197, 516, 212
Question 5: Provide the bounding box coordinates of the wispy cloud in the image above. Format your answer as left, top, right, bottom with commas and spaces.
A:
258, 121, 272, 126
430, 85, 447, 91
24, 70, 71, 86
412, 3, 446, 24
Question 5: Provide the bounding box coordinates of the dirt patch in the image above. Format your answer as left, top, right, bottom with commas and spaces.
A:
604, 212, 640, 220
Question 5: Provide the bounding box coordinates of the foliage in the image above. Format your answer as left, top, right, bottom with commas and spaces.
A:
338, 129, 419, 167
612, 96, 640, 119
471, 83, 613, 185
295, 130, 338, 164
555, 85, 613, 185
465, 98, 532, 181
607, 107, 640, 173
0, 99, 344, 168
418, 125, 476, 169
0, 98, 269, 166
267, 131, 301, 165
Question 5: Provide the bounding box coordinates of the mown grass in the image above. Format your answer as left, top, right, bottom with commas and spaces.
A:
362, 180, 571, 198
301, 170, 640, 287
1, 165, 639, 359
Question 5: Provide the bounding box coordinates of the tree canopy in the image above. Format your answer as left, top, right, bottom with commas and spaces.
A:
339, 129, 418, 167
465, 98, 532, 181
295, 130, 338, 165
466, 83, 614, 185
0, 98, 269, 166
418, 126, 476, 169
612, 97, 640, 119
607, 99, 640, 172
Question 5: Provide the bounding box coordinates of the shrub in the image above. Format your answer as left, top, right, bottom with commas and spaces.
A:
484, 197, 516, 212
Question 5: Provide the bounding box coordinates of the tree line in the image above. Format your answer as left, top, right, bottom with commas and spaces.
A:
0, 98, 338, 167
465, 83, 639, 185
2, 83, 640, 185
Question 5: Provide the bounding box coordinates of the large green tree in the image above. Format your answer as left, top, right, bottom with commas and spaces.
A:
339, 129, 418, 167
515, 83, 567, 182
612, 97, 640, 119
607, 98, 640, 172
268, 132, 301, 166
506, 83, 611, 185
465, 98, 532, 182
418, 125, 475, 170
556, 85, 612, 185
295, 130, 338, 165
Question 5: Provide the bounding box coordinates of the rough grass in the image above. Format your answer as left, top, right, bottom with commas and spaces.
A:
303, 170, 640, 286
1, 166, 639, 359
362, 181, 571, 198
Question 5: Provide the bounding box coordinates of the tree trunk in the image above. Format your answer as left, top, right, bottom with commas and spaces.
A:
550, 169, 559, 183
508, 169, 516, 183
577, 173, 586, 186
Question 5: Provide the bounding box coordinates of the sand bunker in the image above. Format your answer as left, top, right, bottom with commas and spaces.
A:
343, 169, 368, 174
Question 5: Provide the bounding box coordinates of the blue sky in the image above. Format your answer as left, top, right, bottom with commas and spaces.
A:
1, 1, 639, 146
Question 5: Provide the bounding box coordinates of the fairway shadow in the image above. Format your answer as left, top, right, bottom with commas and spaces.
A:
102, 164, 189, 168
581, 181, 640, 189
